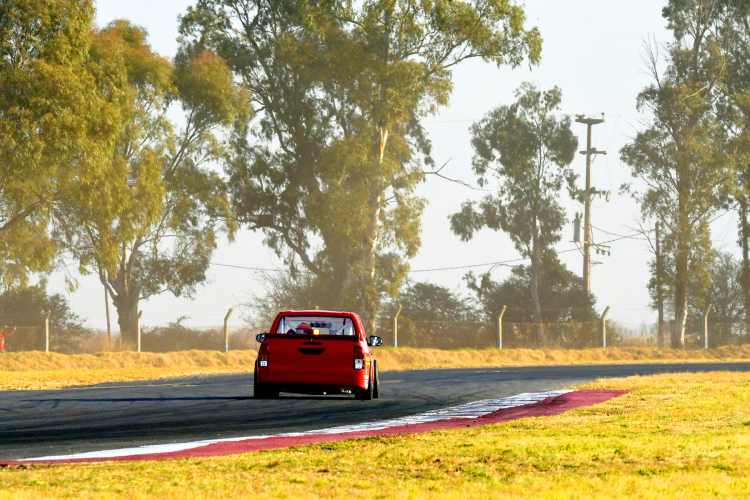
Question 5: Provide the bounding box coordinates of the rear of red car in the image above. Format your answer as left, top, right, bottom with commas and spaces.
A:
254, 311, 381, 400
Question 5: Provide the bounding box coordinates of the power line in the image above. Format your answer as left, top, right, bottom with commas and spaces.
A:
592, 225, 649, 241
209, 231, 650, 277
211, 262, 285, 273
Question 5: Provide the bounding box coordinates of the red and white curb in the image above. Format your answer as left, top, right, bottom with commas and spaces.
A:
3, 389, 625, 465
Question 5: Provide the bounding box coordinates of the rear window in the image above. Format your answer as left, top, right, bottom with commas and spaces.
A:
276, 316, 356, 336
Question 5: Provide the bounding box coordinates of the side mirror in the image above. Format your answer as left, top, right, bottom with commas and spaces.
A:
368, 336, 383, 347
256, 333, 267, 343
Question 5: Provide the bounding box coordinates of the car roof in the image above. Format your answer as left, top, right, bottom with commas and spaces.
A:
277, 310, 358, 317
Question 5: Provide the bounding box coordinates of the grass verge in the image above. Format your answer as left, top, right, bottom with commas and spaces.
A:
1, 371, 749, 498
1, 346, 750, 390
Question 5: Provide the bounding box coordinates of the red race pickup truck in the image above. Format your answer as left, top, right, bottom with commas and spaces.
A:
254, 310, 383, 400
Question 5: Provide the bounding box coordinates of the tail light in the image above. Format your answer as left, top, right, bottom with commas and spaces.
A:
258, 343, 270, 367
353, 344, 365, 370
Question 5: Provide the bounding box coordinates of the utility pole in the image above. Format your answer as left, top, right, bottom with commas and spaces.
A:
576, 114, 606, 295
655, 221, 664, 348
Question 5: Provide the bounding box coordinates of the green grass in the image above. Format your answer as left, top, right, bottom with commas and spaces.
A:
2, 371, 749, 498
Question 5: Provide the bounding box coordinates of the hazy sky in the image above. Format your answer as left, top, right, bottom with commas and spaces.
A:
47, 0, 739, 330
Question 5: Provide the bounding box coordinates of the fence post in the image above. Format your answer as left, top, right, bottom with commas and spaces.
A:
497, 305, 507, 349
600, 306, 610, 348
393, 304, 402, 348
136, 310, 143, 353
44, 312, 51, 353
703, 304, 713, 350
224, 307, 234, 353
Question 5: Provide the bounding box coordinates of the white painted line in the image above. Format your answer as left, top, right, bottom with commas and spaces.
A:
20, 390, 570, 462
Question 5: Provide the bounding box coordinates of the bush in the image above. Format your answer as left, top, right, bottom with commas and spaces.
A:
0, 284, 91, 353
141, 318, 256, 352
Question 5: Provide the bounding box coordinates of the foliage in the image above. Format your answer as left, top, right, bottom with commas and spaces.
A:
381, 281, 484, 348
59, 21, 245, 344
621, 0, 733, 346
0, 0, 120, 286
466, 261, 596, 323
681, 252, 746, 346
451, 83, 578, 335
141, 317, 254, 352
0, 283, 89, 352
179, 0, 542, 330
711, 1, 750, 333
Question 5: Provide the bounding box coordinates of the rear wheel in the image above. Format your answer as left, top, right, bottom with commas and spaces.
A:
253, 367, 278, 399
372, 360, 380, 399
355, 364, 375, 401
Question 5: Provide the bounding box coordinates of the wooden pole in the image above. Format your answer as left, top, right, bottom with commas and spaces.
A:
497, 305, 507, 349
224, 308, 234, 353
600, 306, 611, 348
575, 115, 606, 295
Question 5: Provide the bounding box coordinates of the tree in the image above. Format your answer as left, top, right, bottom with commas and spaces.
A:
711, 1, 750, 335
0, 0, 120, 287
60, 21, 244, 345
467, 258, 596, 324
0, 283, 89, 352
621, 0, 732, 347
465, 257, 597, 347
381, 281, 481, 348
701, 252, 744, 345
449, 83, 577, 342
179, 0, 542, 332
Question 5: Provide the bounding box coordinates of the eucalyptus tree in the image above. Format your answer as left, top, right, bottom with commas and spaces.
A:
0, 0, 119, 287
621, 0, 732, 347
449, 84, 578, 342
713, 1, 750, 334
179, 0, 542, 330
61, 21, 244, 344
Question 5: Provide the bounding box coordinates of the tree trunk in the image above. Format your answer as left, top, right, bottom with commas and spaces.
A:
361, 181, 383, 336
112, 291, 139, 347
740, 197, 750, 337
529, 236, 544, 346
673, 177, 690, 348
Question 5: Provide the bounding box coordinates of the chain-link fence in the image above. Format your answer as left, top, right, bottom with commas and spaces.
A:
0, 326, 43, 352
0, 323, 260, 353
5, 312, 750, 353
378, 317, 608, 349
656, 320, 750, 349
376, 316, 750, 350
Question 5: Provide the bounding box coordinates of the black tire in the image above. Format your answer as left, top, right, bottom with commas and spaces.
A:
253, 366, 278, 399
355, 364, 375, 401
372, 360, 380, 399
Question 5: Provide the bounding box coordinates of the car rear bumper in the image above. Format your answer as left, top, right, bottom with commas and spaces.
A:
256, 364, 369, 392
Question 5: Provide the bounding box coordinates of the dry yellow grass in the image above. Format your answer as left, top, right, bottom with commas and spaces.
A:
1, 346, 749, 391
1, 371, 749, 498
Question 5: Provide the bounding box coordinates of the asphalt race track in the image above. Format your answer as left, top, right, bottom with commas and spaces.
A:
2, 362, 749, 460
